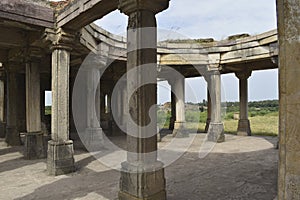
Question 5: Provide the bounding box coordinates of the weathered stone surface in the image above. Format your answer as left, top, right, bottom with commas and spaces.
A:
237, 119, 251, 136
207, 122, 225, 143
119, 162, 166, 200
277, 0, 300, 199
47, 140, 75, 176
46, 33, 75, 175
24, 131, 46, 159
5, 72, 21, 146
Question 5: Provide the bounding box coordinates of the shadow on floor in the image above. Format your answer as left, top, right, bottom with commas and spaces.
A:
11, 143, 278, 200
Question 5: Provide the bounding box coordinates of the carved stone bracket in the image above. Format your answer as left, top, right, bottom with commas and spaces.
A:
235, 69, 252, 80
119, 0, 170, 15
43, 28, 76, 50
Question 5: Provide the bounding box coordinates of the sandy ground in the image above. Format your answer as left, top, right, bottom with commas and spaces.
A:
0, 133, 278, 200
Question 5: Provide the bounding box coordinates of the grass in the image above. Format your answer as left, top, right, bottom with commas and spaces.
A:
171, 111, 279, 136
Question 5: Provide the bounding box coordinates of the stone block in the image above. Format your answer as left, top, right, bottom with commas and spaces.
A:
237, 119, 251, 136
119, 161, 166, 200
24, 131, 46, 159
207, 122, 225, 143
47, 140, 75, 176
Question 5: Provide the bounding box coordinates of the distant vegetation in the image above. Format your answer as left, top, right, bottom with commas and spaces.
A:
45, 106, 51, 115
44, 100, 279, 136
158, 100, 279, 136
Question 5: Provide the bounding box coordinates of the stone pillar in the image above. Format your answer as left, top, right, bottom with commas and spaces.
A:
171, 77, 188, 137
118, 0, 169, 199
84, 58, 103, 151
0, 70, 6, 138
235, 70, 252, 136
207, 69, 225, 142
44, 28, 75, 175
204, 89, 211, 133
277, 0, 300, 199
169, 87, 176, 130
5, 70, 21, 146
24, 58, 45, 159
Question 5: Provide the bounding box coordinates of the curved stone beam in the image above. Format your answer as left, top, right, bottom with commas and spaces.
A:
79, 24, 278, 75
57, 0, 118, 30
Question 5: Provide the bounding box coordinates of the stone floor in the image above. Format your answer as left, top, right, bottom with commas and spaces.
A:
0, 133, 278, 200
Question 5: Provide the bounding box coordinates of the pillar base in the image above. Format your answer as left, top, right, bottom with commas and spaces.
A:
204, 119, 211, 133
119, 161, 166, 200
24, 131, 46, 159
83, 127, 104, 152
207, 122, 225, 143
47, 140, 75, 176
0, 122, 6, 138
5, 126, 21, 146
237, 119, 251, 136
172, 122, 189, 138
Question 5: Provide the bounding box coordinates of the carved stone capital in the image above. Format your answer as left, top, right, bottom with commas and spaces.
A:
235, 70, 252, 80
43, 28, 76, 51
25, 47, 44, 63
119, 0, 170, 15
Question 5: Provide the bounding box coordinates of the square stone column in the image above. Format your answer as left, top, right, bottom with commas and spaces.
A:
118, 0, 169, 199
44, 28, 75, 175
277, 0, 300, 199
235, 70, 252, 136
24, 59, 45, 159
5, 70, 21, 146
0, 70, 6, 138
169, 77, 188, 138
206, 69, 225, 143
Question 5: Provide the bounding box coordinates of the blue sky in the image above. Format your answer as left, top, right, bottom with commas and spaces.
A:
46, 0, 278, 105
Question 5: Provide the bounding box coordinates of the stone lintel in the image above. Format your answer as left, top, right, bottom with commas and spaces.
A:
237, 119, 251, 136
24, 131, 46, 159
207, 122, 225, 143
47, 140, 75, 176
119, 0, 170, 15
119, 161, 166, 200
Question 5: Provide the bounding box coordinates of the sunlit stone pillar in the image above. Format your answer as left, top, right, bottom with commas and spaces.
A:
44, 28, 75, 175
277, 0, 300, 199
24, 54, 45, 159
207, 68, 225, 142
0, 70, 5, 138
172, 77, 188, 137
235, 70, 252, 136
5, 69, 21, 146
84, 57, 103, 150
118, 0, 169, 199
